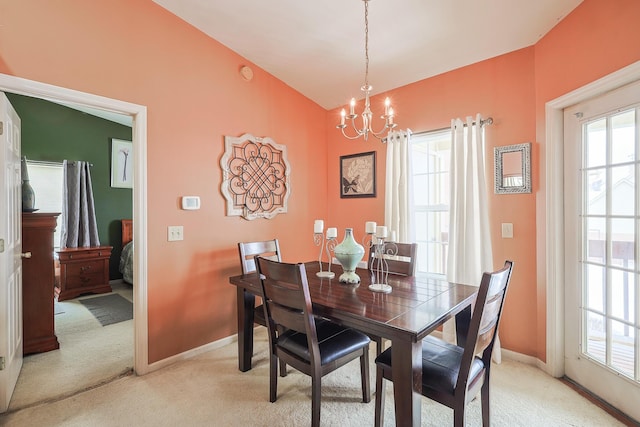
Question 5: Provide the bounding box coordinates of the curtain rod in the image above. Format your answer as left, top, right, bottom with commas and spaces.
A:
27, 159, 94, 167
414, 116, 494, 136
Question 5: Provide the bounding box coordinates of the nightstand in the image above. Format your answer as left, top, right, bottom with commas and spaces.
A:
57, 246, 113, 301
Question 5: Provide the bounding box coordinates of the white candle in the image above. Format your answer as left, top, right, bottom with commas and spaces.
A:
365, 221, 377, 234
349, 98, 356, 115
340, 109, 346, 125
376, 226, 388, 239
326, 227, 337, 239
390, 231, 397, 242
314, 220, 324, 234
384, 97, 390, 115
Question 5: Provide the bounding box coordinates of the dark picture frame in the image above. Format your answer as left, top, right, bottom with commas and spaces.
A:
340, 151, 376, 198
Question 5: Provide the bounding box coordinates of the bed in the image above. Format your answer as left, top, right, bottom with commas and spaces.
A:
119, 219, 134, 284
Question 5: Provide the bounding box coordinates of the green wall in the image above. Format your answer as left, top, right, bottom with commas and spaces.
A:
8, 93, 133, 280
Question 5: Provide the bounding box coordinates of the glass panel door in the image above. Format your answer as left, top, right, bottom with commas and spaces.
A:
564, 80, 640, 421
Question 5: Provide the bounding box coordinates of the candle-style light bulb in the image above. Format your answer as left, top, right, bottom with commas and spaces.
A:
384, 97, 390, 115
349, 98, 356, 115
340, 109, 346, 126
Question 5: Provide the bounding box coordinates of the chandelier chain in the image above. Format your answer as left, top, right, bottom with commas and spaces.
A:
364, 0, 369, 88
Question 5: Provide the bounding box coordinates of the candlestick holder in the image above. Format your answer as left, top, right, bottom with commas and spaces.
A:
362, 230, 375, 249
314, 232, 336, 278
368, 239, 398, 293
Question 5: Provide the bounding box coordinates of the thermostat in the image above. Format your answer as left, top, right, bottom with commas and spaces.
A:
181, 196, 201, 210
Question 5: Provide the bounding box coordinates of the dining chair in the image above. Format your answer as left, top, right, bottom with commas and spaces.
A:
367, 242, 418, 354
367, 242, 418, 276
237, 239, 282, 327
256, 256, 371, 427
374, 260, 514, 427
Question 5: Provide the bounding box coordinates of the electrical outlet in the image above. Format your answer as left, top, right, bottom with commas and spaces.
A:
501, 223, 513, 238
168, 225, 184, 241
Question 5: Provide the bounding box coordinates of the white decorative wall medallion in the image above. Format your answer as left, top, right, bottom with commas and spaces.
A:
220, 133, 291, 220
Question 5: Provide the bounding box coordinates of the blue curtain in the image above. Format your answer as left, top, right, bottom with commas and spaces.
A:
60, 160, 100, 248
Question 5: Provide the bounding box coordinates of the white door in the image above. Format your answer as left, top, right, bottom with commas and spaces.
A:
0, 92, 23, 413
564, 80, 640, 421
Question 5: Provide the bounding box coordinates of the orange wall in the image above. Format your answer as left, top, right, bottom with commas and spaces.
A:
0, 0, 328, 362
533, 0, 640, 359
2, 0, 640, 364
327, 47, 538, 356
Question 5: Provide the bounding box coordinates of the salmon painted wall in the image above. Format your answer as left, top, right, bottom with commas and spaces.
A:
327, 48, 538, 356
533, 0, 640, 360
2, 0, 638, 364
327, 0, 640, 360
0, 0, 328, 362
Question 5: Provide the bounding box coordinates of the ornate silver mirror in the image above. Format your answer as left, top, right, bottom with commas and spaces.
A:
494, 142, 531, 194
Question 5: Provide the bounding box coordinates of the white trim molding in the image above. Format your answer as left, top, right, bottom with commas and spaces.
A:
545, 60, 640, 377
0, 73, 150, 375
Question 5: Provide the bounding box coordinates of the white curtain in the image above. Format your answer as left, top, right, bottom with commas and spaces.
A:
384, 129, 414, 243
445, 114, 501, 362
60, 160, 100, 248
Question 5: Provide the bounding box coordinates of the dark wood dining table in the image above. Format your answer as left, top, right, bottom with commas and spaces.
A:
228, 262, 477, 427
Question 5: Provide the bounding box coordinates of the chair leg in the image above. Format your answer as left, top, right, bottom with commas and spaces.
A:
374, 366, 385, 427
453, 402, 466, 427
269, 354, 278, 403
360, 347, 371, 403
311, 376, 321, 427
276, 326, 287, 377
481, 378, 490, 426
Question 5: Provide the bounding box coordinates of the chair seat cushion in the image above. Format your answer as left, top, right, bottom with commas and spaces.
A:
277, 319, 370, 365
376, 335, 485, 394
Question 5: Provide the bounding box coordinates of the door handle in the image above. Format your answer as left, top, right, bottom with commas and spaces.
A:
21, 252, 32, 258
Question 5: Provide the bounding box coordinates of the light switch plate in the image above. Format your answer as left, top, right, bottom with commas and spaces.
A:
168, 225, 184, 241
501, 223, 513, 238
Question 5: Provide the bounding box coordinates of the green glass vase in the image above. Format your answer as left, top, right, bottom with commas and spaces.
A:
333, 228, 365, 283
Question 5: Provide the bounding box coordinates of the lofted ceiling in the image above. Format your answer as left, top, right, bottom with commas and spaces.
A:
152, 0, 583, 110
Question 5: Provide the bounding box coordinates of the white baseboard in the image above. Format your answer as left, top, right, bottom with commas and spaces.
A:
146, 333, 238, 373
144, 329, 549, 377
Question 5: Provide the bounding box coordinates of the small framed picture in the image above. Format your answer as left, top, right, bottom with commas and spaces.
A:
340, 151, 376, 198
111, 139, 133, 188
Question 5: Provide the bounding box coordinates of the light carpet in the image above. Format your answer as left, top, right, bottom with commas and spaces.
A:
7, 284, 133, 411
1, 327, 627, 427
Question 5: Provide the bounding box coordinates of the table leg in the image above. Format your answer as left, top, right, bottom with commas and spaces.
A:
237, 287, 255, 372
391, 339, 422, 426
455, 304, 472, 348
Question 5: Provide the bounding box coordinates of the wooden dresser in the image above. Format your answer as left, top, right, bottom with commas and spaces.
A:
22, 212, 60, 355
57, 246, 112, 301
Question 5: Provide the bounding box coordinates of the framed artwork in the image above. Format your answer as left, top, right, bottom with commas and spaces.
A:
340, 151, 376, 198
220, 133, 291, 220
111, 139, 133, 188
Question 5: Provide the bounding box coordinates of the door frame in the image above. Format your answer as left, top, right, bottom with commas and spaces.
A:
0, 73, 149, 375
545, 60, 640, 377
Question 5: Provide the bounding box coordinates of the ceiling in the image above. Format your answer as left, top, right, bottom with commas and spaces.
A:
152, 0, 583, 110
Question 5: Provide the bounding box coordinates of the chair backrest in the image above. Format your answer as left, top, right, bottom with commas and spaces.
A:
238, 239, 282, 274
367, 242, 418, 276
255, 257, 320, 357
457, 260, 514, 387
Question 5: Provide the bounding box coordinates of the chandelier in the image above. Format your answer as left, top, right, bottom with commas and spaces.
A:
337, 0, 397, 141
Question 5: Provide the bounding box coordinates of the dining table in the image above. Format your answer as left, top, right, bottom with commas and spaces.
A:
228, 261, 478, 427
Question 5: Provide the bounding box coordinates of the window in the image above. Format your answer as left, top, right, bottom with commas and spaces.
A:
411, 130, 451, 277
26, 161, 64, 249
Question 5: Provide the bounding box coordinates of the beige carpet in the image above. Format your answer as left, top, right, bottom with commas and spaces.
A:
7, 282, 133, 411
1, 327, 628, 427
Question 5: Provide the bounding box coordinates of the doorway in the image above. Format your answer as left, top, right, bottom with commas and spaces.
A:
0, 73, 149, 411
545, 61, 640, 423
563, 80, 640, 420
